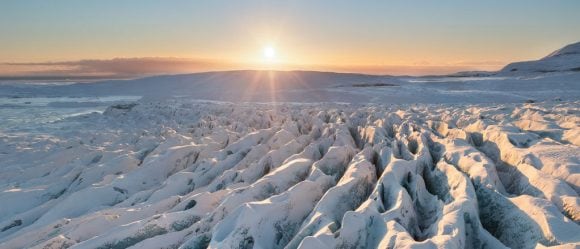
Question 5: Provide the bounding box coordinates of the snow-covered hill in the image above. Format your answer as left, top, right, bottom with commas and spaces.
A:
500, 42, 580, 75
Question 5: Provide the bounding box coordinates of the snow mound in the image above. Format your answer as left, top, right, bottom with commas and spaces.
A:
0, 100, 579, 249
500, 42, 580, 75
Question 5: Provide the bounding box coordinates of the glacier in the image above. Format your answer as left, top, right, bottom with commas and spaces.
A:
0, 100, 578, 249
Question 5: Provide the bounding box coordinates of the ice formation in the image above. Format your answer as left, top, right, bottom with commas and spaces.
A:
1, 100, 578, 249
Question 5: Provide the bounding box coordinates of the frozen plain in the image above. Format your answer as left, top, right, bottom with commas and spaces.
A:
0, 43, 579, 249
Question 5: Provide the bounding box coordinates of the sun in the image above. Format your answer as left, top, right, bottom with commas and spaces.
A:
263, 46, 276, 60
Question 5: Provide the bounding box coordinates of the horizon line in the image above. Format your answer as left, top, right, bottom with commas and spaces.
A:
0, 57, 509, 82
0, 67, 502, 82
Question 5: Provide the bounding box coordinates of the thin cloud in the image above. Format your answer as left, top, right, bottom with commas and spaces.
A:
449, 60, 507, 67
1, 57, 238, 79
0, 57, 508, 80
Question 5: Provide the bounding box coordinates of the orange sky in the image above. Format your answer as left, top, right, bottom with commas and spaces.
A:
1, 1, 580, 79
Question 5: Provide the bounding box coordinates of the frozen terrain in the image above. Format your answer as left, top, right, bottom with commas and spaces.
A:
0, 43, 579, 249
1, 99, 579, 249
0, 95, 140, 132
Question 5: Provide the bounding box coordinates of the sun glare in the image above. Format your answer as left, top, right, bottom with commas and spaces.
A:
263, 46, 276, 60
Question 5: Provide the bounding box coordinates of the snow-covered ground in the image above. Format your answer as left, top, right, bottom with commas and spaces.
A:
0, 43, 579, 248
0, 95, 140, 132
2, 70, 580, 104
0, 99, 578, 249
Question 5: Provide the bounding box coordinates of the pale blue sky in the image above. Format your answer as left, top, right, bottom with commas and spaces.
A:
1, 0, 580, 75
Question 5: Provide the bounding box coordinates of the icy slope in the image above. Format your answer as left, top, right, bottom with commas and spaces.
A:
0, 99, 578, 249
500, 42, 580, 75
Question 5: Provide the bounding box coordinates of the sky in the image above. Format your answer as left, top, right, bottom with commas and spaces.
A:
1, 0, 580, 79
